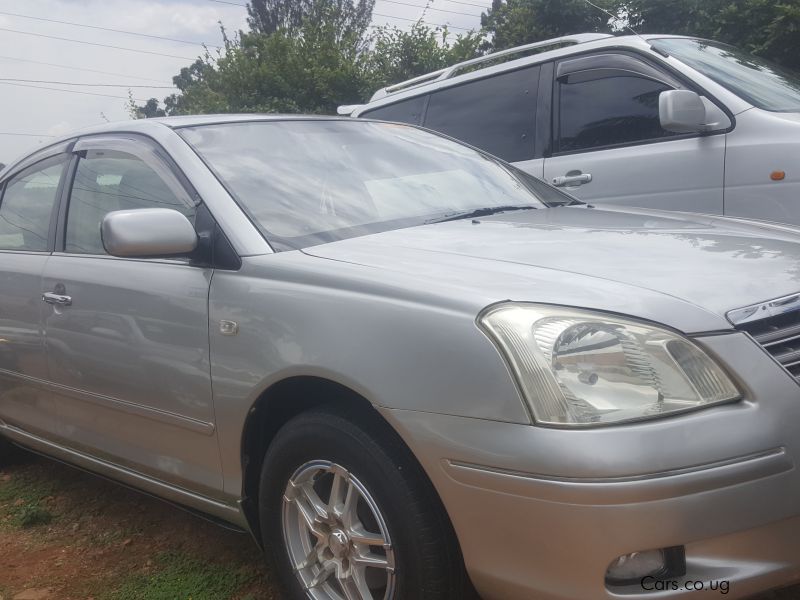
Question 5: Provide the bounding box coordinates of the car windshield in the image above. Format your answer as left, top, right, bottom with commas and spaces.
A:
651, 38, 800, 112
179, 120, 566, 250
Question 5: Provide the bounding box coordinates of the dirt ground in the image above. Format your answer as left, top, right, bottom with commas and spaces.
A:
0, 453, 277, 599
1, 452, 798, 600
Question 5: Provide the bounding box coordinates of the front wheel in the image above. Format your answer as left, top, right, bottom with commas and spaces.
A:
259, 408, 470, 600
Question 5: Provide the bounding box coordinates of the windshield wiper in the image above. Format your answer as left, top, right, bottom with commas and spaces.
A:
425, 205, 538, 224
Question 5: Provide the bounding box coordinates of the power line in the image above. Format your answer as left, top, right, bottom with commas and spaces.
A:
0, 78, 174, 89
440, 0, 493, 8
208, 0, 476, 29
0, 81, 149, 102
377, 0, 481, 17
0, 55, 169, 83
0, 132, 55, 138
0, 27, 198, 61
373, 11, 472, 30
0, 10, 223, 49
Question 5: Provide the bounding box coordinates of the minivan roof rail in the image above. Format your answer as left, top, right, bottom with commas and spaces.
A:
367, 32, 613, 102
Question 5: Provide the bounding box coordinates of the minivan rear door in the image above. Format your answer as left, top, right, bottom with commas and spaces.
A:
542, 52, 726, 214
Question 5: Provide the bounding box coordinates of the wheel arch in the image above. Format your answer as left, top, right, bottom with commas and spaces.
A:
239, 375, 456, 551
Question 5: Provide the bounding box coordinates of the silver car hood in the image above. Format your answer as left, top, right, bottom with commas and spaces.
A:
302, 205, 800, 333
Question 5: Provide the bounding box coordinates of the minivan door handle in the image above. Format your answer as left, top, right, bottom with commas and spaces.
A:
42, 292, 72, 306
552, 173, 592, 187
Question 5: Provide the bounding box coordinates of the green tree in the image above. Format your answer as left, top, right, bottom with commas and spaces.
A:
365, 22, 484, 92
480, 0, 800, 70
129, 97, 166, 119
135, 4, 484, 118
481, 0, 621, 51
248, 0, 375, 43
625, 0, 800, 70
161, 26, 368, 115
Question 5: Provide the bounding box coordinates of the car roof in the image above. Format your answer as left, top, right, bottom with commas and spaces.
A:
0, 114, 354, 178
349, 33, 695, 116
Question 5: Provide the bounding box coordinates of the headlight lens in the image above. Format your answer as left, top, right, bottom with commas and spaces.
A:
479, 304, 740, 426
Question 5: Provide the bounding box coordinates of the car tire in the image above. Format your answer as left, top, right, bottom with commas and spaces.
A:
259, 407, 472, 600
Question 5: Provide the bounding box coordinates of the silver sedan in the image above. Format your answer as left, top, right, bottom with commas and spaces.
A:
1, 115, 799, 600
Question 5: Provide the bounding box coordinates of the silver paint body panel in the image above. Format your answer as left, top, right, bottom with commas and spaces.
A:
0, 117, 799, 598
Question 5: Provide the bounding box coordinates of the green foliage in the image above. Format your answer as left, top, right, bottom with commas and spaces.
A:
0, 467, 56, 529
365, 22, 484, 91
626, 0, 800, 70
248, 0, 375, 40
16, 503, 53, 528
136, 0, 800, 118
105, 552, 254, 600
480, 0, 620, 51
481, 0, 800, 70
160, 23, 369, 115
130, 97, 166, 119
137, 7, 483, 117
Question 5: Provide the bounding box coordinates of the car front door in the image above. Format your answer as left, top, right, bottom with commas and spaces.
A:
0, 151, 70, 440
542, 53, 727, 213
41, 135, 222, 495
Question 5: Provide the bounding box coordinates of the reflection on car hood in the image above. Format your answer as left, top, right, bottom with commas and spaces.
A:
303, 205, 800, 333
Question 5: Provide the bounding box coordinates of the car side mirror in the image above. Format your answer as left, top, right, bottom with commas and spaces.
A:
102, 208, 198, 258
659, 90, 708, 133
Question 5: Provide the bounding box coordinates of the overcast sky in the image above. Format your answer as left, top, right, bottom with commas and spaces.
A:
0, 0, 487, 163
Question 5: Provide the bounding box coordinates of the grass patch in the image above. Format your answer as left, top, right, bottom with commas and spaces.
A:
0, 466, 57, 529
104, 552, 255, 600
15, 503, 53, 528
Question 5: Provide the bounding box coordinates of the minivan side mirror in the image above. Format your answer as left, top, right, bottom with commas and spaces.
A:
659, 90, 709, 133
102, 208, 198, 258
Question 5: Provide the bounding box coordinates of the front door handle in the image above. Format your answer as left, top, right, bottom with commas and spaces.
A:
42, 292, 72, 306
552, 173, 592, 187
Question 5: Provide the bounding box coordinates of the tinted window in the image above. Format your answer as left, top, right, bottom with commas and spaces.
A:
558, 74, 677, 152
0, 157, 67, 251
179, 120, 554, 250
66, 149, 195, 255
424, 66, 539, 162
362, 96, 426, 125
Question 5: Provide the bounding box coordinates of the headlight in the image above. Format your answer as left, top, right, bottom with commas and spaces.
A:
479, 304, 740, 427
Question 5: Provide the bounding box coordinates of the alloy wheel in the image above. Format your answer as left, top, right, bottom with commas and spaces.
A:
281, 460, 396, 600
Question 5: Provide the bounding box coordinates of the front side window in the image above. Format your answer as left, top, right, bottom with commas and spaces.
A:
557, 72, 677, 153
65, 149, 195, 255
651, 38, 800, 112
424, 66, 540, 162
0, 156, 67, 251
179, 120, 566, 250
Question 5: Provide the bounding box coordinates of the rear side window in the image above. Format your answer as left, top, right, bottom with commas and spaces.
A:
361, 96, 426, 125
424, 66, 540, 163
557, 74, 677, 152
0, 156, 67, 252
66, 149, 195, 255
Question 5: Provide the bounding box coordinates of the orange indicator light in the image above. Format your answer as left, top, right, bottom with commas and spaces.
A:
771, 171, 786, 181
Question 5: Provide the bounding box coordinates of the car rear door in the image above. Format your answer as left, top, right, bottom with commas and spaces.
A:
542, 52, 726, 213
41, 135, 222, 496
0, 150, 71, 440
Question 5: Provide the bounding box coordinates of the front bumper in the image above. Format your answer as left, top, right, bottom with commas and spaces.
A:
380, 333, 800, 599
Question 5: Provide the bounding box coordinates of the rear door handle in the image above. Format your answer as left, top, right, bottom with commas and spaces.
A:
42, 292, 72, 306
552, 173, 592, 187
